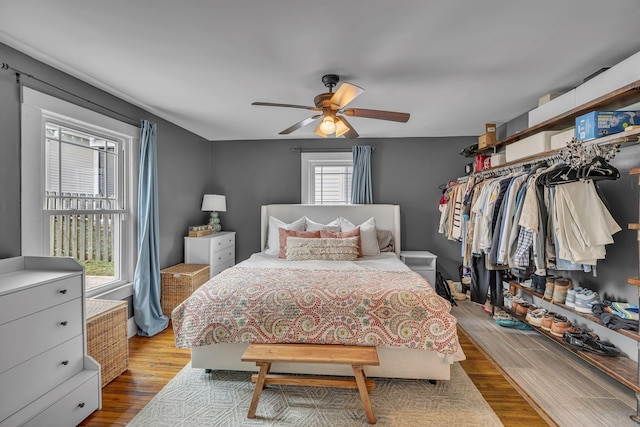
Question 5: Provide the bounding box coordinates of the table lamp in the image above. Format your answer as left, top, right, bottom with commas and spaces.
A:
201, 194, 226, 232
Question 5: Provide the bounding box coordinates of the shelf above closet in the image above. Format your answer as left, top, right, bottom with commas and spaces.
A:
481, 79, 640, 153
509, 280, 640, 343
628, 277, 640, 287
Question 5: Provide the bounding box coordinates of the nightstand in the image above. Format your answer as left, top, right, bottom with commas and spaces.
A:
184, 231, 236, 278
400, 250, 437, 285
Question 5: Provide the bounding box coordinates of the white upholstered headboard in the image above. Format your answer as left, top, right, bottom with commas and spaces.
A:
260, 204, 401, 256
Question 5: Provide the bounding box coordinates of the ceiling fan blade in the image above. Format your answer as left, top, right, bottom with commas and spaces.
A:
342, 108, 410, 122
313, 122, 329, 138
329, 82, 364, 109
336, 116, 359, 139
252, 101, 320, 111
279, 115, 322, 135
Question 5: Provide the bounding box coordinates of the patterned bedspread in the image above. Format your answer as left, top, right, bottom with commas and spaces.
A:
172, 266, 460, 356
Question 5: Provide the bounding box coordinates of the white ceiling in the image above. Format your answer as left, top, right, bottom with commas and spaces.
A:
2, 1, 640, 141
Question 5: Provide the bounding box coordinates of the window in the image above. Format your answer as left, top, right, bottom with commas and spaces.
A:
21, 88, 138, 297
301, 152, 353, 204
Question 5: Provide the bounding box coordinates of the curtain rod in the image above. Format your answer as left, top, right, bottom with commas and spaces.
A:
291, 146, 375, 152
2, 61, 141, 127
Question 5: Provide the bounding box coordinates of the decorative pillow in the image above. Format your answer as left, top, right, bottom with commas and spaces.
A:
377, 229, 395, 253
338, 217, 379, 256
286, 237, 359, 261
278, 229, 321, 258
305, 217, 341, 232
320, 227, 362, 257
265, 216, 306, 256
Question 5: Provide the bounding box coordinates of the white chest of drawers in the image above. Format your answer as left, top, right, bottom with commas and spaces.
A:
0, 256, 100, 427
184, 231, 236, 278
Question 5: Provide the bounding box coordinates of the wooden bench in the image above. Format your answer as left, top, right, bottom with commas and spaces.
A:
241, 343, 380, 424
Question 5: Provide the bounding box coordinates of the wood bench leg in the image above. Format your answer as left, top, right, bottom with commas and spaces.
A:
353, 365, 376, 424
247, 362, 271, 418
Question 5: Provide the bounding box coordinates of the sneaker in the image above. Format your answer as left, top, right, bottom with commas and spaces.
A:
565, 287, 584, 309
575, 290, 599, 314
550, 317, 573, 337
552, 278, 572, 304
525, 308, 547, 327
609, 302, 640, 320
515, 301, 535, 316
541, 311, 559, 331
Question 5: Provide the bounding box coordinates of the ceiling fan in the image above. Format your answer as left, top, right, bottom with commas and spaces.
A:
252, 74, 410, 139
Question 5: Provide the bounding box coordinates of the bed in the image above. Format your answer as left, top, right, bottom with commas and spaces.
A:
172, 204, 465, 380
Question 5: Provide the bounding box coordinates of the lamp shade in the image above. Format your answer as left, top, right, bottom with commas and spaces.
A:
201, 194, 226, 212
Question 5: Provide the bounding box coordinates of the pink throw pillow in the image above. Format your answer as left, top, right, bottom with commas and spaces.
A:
278, 229, 321, 258
320, 227, 362, 257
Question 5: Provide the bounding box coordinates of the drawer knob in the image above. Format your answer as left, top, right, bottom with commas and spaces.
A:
61, 360, 69, 365
78, 402, 85, 408
60, 321, 68, 326
59, 289, 67, 294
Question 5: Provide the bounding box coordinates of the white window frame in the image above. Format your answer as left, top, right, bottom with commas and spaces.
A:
301, 152, 353, 204
21, 87, 138, 298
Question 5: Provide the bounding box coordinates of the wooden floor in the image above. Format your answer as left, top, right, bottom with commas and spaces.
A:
80, 322, 549, 426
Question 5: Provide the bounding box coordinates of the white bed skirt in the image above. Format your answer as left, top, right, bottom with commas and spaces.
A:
191, 343, 455, 380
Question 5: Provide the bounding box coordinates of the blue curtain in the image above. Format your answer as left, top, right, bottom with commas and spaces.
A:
351, 145, 373, 204
133, 120, 168, 337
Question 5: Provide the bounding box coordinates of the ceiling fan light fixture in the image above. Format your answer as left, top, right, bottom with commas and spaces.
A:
319, 115, 336, 134
335, 118, 349, 137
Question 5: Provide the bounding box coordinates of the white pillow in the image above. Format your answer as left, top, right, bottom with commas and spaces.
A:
265, 216, 306, 255
305, 217, 341, 232
339, 217, 380, 256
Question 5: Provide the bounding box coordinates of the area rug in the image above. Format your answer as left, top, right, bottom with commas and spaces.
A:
127, 363, 503, 427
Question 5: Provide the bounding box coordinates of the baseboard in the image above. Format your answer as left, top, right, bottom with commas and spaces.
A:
128, 317, 138, 338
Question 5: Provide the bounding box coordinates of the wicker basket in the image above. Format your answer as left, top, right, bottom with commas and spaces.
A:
86, 299, 128, 387
161, 263, 210, 317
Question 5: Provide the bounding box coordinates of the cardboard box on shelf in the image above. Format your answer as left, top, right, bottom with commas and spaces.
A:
478, 123, 497, 149
576, 111, 640, 141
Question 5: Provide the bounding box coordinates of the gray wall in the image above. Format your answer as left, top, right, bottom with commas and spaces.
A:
209, 137, 475, 279
0, 42, 210, 268
210, 136, 640, 304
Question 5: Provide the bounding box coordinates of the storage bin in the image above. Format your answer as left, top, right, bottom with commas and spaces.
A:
86, 299, 128, 387
549, 128, 575, 150
505, 130, 559, 162
161, 263, 210, 317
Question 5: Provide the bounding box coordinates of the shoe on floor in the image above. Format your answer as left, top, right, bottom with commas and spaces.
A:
447, 280, 468, 301
496, 318, 532, 330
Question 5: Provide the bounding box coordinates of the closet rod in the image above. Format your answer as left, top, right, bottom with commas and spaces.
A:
457, 128, 640, 182
1, 61, 141, 127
